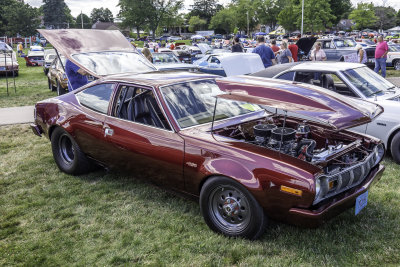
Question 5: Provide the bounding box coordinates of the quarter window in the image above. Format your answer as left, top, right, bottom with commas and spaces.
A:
278, 71, 295, 81
76, 83, 114, 114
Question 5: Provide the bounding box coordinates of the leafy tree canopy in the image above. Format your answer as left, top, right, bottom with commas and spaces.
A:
188, 15, 207, 32
348, 3, 377, 30
374, 6, 397, 31
42, 0, 71, 29
91, 7, 114, 23
1, 0, 40, 36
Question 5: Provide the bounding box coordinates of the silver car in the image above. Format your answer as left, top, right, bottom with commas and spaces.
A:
252, 62, 400, 164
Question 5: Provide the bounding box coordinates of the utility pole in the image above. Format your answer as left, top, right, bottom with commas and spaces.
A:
301, 0, 304, 37
81, 10, 84, 29
246, 11, 249, 37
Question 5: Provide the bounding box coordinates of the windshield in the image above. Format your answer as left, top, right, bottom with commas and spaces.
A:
161, 80, 261, 128
389, 46, 399, 52
342, 66, 396, 97
72, 51, 156, 76
152, 53, 180, 64
334, 39, 356, 48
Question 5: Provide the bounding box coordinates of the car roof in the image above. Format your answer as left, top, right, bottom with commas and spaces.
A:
251, 62, 366, 78
102, 71, 217, 87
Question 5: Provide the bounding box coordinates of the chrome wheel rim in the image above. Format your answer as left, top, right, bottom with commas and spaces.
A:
395, 61, 400, 70
209, 185, 251, 233
58, 134, 74, 165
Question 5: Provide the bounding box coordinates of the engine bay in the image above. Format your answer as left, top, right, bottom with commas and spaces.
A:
214, 115, 377, 175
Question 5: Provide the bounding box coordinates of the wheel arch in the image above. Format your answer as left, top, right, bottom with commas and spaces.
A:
387, 127, 400, 153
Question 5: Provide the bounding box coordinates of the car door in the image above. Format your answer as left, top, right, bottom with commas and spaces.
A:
322, 40, 336, 60
103, 84, 185, 190
72, 82, 116, 164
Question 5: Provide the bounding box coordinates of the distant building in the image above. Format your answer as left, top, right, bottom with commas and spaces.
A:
91, 21, 120, 31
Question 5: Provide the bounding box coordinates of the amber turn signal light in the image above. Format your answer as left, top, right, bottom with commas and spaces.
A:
280, 185, 302, 196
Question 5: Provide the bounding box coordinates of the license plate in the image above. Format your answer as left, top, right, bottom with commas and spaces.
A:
355, 190, 368, 215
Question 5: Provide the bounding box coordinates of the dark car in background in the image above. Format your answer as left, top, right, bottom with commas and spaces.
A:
47, 56, 68, 95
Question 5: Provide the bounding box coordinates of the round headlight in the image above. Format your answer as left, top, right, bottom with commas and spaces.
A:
315, 177, 321, 198
374, 143, 384, 164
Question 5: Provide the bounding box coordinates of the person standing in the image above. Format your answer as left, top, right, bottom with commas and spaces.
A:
310, 42, 326, 61
17, 42, 23, 57
252, 36, 276, 68
142, 47, 153, 63
356, 44, 367, 64
231, 36, 243, 52
277, 41, 292, 64
270, 39, 280, 54
374, 36, 388, 77
288, 39, 298, 62
65, 59, 88, 91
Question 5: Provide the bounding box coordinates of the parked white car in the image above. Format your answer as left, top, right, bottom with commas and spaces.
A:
387, 45, 400, 70
252, 62, 400, 163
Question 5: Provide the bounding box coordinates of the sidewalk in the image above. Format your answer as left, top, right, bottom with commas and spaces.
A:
0, 106, 34, 126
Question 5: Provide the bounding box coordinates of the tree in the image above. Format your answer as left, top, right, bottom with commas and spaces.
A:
42, 0, 71, 28
374, 6, 397, 32
91, 7, 114, 23
209, 7, 236, 34
118, 0, 151, 38
188, 15, 207, 32
189, 0, 222, 23
329, 0, 352, 25
147, 0, 183, 39
73, 13, 92, 29
294, 0, 336, 33
397, 10, 400, 26
1, 0, 40, 36
255, 0, 286, 29
277, 0, 298, 33
234, 0, 258, 34
349, 3, 377, 30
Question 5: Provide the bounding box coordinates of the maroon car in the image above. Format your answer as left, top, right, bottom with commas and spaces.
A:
31, 29, 386, 239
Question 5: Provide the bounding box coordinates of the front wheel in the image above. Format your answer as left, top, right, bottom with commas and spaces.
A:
51, 127, 94, 175
393, 60, 400, 71
390, 131, 400, 164
200, 176, 267, 240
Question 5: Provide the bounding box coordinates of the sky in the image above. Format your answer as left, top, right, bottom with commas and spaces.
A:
25, 0, 399, 18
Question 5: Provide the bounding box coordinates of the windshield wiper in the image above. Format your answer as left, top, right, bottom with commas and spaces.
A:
368, 90, 383, 97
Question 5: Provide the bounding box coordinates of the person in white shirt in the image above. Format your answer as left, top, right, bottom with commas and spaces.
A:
310, 42, 326, 61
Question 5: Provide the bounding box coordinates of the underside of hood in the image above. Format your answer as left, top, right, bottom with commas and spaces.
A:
216, 76, 383, 130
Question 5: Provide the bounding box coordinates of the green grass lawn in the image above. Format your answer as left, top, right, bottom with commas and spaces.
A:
0, 124, 399, 266
0, 49, 56, 108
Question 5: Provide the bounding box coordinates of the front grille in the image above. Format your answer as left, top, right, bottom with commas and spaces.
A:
314, 151, 377, 205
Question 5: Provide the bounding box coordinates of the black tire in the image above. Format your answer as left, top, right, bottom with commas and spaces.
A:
200, 176, 267, 240
48, 78, 52, 90
393, 60, 400, 71
390, 131, 400, 164
56, 80, 66, 95
51, 127, 94, 175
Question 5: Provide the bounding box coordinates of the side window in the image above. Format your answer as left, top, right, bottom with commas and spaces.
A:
208, 56, 220, 64
323, 41, 331, 49
113, 85, 171, 130
76, 83, 114, 114
278, 71, 295, 81
295, 72, 359, 98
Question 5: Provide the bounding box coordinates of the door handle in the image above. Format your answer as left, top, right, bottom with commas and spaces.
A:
104, 127, 114, 137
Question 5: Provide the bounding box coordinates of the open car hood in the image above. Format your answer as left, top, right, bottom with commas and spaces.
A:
38, 29, 156, 78
216, 76, 383, 130
220, 54, 265, 76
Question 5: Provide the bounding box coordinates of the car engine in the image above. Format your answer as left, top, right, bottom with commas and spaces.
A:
214, 116, 380, 175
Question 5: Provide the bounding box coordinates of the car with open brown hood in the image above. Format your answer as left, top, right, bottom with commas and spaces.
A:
31, 29, 386, 239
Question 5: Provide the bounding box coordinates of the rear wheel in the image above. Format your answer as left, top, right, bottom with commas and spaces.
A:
390, 131, 400, 164
393, 60, 400, 71
51, 127, 94, 175
200, 176, 267, 240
